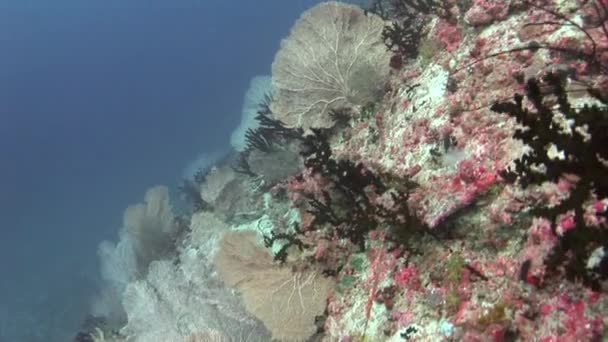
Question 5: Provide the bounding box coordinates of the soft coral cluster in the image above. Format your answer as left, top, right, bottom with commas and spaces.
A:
433, 19, 462, 52
464, 0, 511, 26
364, 242, 399, 322
536, 292, 605, 341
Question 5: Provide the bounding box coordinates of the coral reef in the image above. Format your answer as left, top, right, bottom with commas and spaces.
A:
82, 1, 608, 341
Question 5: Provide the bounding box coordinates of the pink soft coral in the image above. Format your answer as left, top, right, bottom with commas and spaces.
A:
465, 0, 510, 26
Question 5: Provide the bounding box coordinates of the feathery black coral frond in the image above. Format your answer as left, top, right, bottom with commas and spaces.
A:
492, 74, 608, 289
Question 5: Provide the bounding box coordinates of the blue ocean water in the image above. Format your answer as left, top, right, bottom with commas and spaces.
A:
0, 0, 324, 340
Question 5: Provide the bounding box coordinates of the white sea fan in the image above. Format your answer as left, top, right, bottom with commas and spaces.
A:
121, 216, 270, 342
213, 230, 334, 341
270, 1, 390, 130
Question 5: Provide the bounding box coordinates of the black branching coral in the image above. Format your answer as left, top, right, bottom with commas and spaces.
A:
233, 93, 303, 177
243, 94, 301, 153
300, 129, 391, 251
367, 0, 450, 19
382, 17, 424, 60
264, 128, 429, 269
370, 0, 451, 63
491, 74, 608, 289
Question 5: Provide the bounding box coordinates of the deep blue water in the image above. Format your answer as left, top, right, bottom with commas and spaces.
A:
0, 1, 323, 340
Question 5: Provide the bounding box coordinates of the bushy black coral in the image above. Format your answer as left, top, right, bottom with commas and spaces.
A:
265, 129, 427, 268
233, 93, 302, 177
244, 93, 302, 153
367, 0, 449, 19
492, 73, 608, 289
382, 17, 424, 60
371, 0, 451, 61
